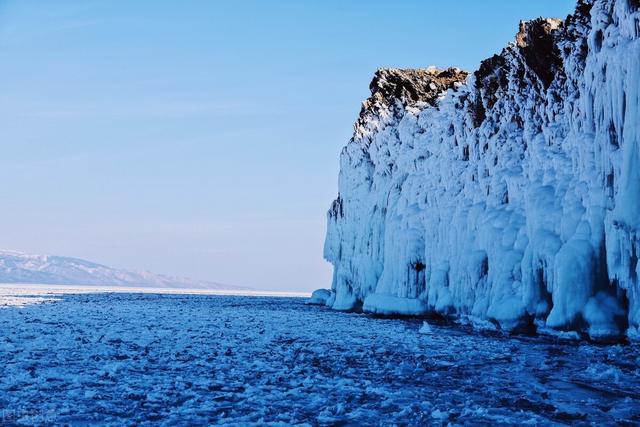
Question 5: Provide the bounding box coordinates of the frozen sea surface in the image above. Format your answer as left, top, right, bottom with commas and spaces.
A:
1, 292, 640, 425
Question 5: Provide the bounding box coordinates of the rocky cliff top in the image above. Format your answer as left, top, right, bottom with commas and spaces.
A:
515, 18, 565, 88
368, 67, 469, 108
354, 67, 469, 137
515, 18, 563, 49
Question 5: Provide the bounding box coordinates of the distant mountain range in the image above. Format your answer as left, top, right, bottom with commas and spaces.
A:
0, 250, 244, 290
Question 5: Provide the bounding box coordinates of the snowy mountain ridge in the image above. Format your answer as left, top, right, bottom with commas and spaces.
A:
0, 249, 241, 289
324, 0, 640, 339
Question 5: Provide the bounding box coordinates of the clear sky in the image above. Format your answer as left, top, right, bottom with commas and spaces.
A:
0, 0, 575, 291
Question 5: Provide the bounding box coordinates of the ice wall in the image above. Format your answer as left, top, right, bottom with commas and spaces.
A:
324, 0, 640, 339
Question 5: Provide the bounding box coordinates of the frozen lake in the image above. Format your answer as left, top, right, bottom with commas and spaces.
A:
1, 290, 640, 425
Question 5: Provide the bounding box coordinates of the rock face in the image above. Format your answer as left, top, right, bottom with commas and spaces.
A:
324, 0, 640, 339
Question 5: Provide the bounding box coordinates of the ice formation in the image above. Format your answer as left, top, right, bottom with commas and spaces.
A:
324, 0, 640, 339
308, 288, 332, 305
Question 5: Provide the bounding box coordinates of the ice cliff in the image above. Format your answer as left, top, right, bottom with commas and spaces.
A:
324, 0, 640, 339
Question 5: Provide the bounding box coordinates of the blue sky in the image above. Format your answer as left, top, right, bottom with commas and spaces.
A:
0, 0, 575, 291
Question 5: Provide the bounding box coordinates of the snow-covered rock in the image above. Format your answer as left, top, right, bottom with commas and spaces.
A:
0, 249, 241, 290
419, 321, 432, 334
308, 288, 332, 305
324, 0, 640, 339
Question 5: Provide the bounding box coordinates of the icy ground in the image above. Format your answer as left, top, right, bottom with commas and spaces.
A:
1, 293, 640, 425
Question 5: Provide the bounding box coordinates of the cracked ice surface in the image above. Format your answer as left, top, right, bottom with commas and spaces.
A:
1, 294, 640, 425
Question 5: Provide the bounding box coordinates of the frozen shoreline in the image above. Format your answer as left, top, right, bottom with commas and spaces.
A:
0, 283, 309, 306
